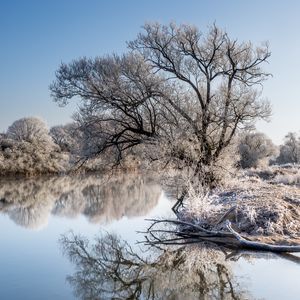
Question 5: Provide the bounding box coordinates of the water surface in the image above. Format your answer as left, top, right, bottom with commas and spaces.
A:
0, 173, 300, 299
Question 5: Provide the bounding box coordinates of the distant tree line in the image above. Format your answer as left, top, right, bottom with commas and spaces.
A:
0, 115, 299, 176
238, 131, 300, 168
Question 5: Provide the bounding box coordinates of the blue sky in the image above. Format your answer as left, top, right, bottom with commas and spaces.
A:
1, 0, 300, 144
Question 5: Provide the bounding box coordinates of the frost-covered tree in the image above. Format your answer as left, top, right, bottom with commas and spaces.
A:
277, 132, 300, 164
50, 123, 80, 153
50, 23, 271, 184
0, 117, 68, 176
7, 117, 53, 147
238, 131, 277, 168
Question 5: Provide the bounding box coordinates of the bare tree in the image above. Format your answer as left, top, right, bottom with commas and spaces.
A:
50, 23, 271, 184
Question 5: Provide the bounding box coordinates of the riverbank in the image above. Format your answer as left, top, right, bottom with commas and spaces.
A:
173, 165, 300, 246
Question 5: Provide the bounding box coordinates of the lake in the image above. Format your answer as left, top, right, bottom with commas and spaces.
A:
0, 173, 300, 299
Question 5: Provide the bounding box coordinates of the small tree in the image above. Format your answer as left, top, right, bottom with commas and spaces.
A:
50, 23, 271, 185
277, 132, 300, 164
238, 132, 277, 168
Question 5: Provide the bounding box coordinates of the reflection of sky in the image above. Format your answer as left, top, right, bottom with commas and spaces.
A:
235, 254, 300, 300
0, 214, 74, 299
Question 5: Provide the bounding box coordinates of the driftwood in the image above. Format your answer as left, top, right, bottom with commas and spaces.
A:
144, 218, 300, 253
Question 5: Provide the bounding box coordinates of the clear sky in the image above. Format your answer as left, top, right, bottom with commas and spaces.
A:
1, 0, 300, 144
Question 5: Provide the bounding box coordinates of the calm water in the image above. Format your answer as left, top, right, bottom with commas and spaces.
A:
0, 173, 300, 299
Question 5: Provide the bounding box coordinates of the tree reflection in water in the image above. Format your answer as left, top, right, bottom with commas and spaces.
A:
0, 173, 162, 229
60, 232, 251, 299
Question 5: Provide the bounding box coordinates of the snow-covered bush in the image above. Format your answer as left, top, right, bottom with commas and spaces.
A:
0, 139, 68, 176
0, 117, 69, 176
183, 183, 222, 224
272, 173, 300, 185
238, 131, 277, 168
271, 167, 300, 185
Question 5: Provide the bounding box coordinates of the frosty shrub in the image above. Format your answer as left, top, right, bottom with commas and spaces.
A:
0, 139, 68, 176
238, 131, 277, 168
0, 117, 69, 176
183, 182, 222, 224
272, 169, 300, 185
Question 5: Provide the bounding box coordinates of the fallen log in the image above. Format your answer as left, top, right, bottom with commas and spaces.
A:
225, 220, 300, 252
144, 218, 300, 253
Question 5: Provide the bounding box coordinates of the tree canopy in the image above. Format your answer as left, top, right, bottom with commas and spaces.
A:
50, 23, 271, 183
